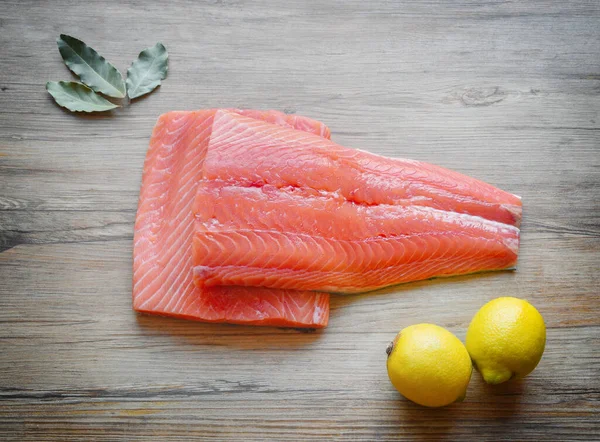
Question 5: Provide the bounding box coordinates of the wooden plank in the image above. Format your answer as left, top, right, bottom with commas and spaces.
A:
1, 0, 599, 440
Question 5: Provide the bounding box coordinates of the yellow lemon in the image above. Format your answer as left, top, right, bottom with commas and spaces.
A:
466, 297, 546, 385
386, 324, 472, 407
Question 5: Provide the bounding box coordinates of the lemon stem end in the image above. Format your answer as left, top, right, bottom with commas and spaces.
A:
386, 341, 394, 357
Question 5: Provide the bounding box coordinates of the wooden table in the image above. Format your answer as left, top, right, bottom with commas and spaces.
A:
1, 1, 599, 440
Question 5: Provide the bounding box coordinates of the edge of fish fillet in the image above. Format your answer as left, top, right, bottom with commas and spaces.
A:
134, 290, 330, 328
502, 200, 523, 228
318, 265, 521, 295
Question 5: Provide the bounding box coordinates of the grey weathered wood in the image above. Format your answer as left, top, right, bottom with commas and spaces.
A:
1, 0, 599, 440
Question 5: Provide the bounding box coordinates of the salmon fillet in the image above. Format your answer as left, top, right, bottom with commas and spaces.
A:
191, 110, 522, 294
133, 109, 330, 328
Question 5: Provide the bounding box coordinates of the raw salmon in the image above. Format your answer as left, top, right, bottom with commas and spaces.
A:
192, 181, 519, 293
203, 110, 522, 226
133, 109, 330, 328
190, 110, 521, 293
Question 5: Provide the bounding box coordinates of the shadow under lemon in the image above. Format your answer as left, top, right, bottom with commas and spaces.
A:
386, 375, 527, 440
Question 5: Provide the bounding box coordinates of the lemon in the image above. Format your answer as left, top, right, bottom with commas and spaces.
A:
386, 324, 472, 407
466, 297, 546, 385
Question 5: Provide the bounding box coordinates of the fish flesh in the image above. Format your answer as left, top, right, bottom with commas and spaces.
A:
192, 182, 519, 293
191, 110, 521, 293
133, 109, 330, 328
203, 110, 522, 226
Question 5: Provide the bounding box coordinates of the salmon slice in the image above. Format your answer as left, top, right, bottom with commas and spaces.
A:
203, 110, 522, 226
192, 182, 520, 294
133, 109, 330, 328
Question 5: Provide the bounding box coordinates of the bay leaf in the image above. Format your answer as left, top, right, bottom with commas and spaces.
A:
126, 42, 168, 99
57, 34, 126, 98
46, 81, 120, 112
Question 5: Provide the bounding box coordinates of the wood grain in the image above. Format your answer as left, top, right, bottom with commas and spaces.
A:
1, 0, 599, 440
